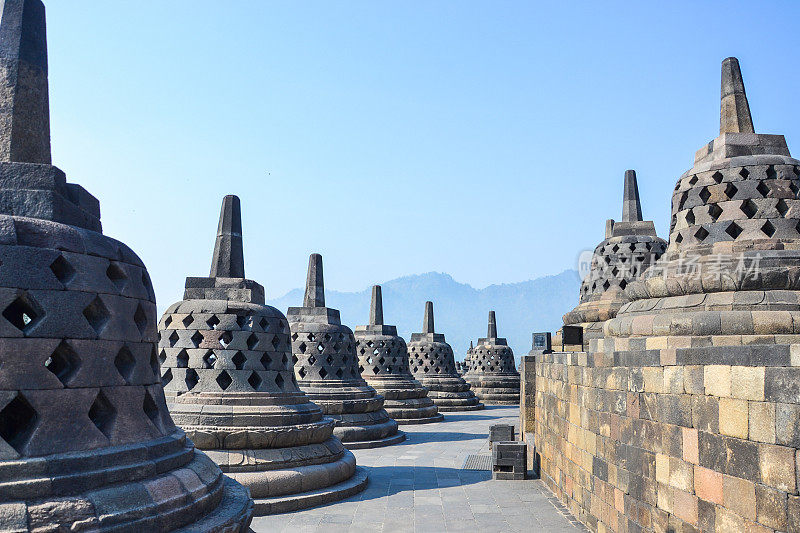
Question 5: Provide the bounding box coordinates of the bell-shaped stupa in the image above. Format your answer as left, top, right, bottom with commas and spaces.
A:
158, 196, 368, 514
407, 302, 483, 411
456, 341, 473, 376
354, 286, 443, 424
0, 2, 253, 530
556, 169, 667, 349
287, 255, 405, 448
464, 311, 520, 404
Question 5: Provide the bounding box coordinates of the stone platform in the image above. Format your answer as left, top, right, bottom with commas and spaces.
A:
251, 407, 584, 532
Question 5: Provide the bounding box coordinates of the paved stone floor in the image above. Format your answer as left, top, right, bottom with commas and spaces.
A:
251, 406, 585, 532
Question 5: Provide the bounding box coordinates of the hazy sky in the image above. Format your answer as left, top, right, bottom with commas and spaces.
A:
44, 1, 800, 309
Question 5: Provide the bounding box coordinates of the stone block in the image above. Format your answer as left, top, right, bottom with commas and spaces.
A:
758, 443, 796, 492
492, 442, 526, 480
755, 484, 787, 531
764, 367, 800, 403
683, 366, 704, 394
719, 397, 748, 439
730, 366, 765, 401
672, 489, 698, 527
682, 427, 699, 464
704, 365, 731, 397
776, 403, 800, 447
489, 424, 515, 446
694, 466, 723, 505
723, 474, 756, 521
749, 402, 776, 444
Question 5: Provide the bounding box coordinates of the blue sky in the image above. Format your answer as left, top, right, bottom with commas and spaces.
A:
44, 1, 800, 309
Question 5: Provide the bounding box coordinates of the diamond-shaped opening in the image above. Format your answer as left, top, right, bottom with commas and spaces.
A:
326, 355, 334, 365
290, 332, 298, 341
337, 368, 345, 378
292, 354, 298, 365
206, 315, 220, 329
678, 191, 688, 210
106, 263, 128, 291
246, 333, 259, 350
777, 199, 789, 217
168, 331, 179, 347
182, 315, 194, 327
372, 366, 380, 374
219, 331, 233, 348
725, 222, 743, 239
739, 168, 750, 179
611, 244, 619, 253
298, 367, 306, 378
114, 345, 136, 384
699, 187, 711, 203
761, 220, 776, 237
158, 349, 167, 364
45, 341, 80, 386
741, 199, 758, 219
185, 368, 199, 390
602, 280, 610, 291
142, 391, 160, 427
203, 351, 217, 369
236, 315, 248, 329
161, 368, 173, 386
232, 351, 246, 370
281, 354, 288, 366
260, 317, 270, 330
271, 335, 280, 350
133, 304, 148, 336
685, 210, 695, 225
694, 227, 709, 241
260, 353, 271, 369
216, 370, 232, 390
791, 181, 800, 197
247, 371, 262, 390
307, 355, 316, 366
319, 368, 328, 379
756, 181, 770, 198
191, 331, 203, 347
49, 255, 76, 285
3, 293, 43, 333
163, 316, 172, 329
333, 342, 341, 352
688, 175, 698, 186
82, 297, 110, 334
724, 183, 738, 200
88, 390, 116, 439
712, 171, 723, 184
708, 204, 723, 221
176, 349, 189, 368
619, 279, 627, 290
275, 373, 285, 389
298, 342, 307, 354
324, 333, 332, 341
767, 165, 777, 180
317, 343, 324, 353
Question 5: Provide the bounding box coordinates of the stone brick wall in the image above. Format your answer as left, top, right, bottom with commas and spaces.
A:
520, 354, 537, 468
533, 337, 800, 532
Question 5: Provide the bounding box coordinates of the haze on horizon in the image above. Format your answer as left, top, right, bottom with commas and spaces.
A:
43, 1, 800, 310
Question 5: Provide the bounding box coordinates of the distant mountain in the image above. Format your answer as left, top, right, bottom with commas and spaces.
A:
266, 270, 580, 362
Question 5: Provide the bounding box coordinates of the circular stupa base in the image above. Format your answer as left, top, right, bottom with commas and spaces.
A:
178, 476, 254, 533
343, 431, 407, 449
252, 466, 369, 515
437, 403, 485, 412
394, 413, 445, 425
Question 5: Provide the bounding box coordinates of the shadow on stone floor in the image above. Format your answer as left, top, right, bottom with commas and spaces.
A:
439, 413, 507, 422
397, 431, 488, 443
354, 465, 490, 499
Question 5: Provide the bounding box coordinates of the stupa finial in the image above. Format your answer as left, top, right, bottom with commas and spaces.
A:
369, 285, 383, 325
622, 170, 643, 222
720, 57, 754, 134
488, 311, 497, 338
209, 195, 245, 278
303, 253, 325, 307
0, 0, 51, 164
423, 301, 435, 334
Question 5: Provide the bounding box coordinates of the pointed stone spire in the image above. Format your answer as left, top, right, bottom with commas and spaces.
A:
423, 301, 435, 334
622, 170, 643, 222
720, 57, 754, 135
488, 311, 497, 338
303, 253, 325, 307
209, 195, 245, 278
0, 0, 50, 164
369, 285, 383, 325
469, 340, 474, 350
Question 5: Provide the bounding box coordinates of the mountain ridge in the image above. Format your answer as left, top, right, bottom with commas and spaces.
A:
266, 270, 580, 361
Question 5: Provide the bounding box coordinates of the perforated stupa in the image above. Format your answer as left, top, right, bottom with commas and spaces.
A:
0, 2, 253, 530
287, 254, 405, 448
407, 302, 483, 411
158, 196, 368, 514
354, 286, 443, 424
557, 169, 667, 348
464, 311, 520, 404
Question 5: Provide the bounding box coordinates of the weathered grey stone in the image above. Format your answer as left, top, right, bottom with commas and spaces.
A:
353, 285, 443, 425
287, 254, 405, 448
0, 4, 253, 531
463, 312, 519, 405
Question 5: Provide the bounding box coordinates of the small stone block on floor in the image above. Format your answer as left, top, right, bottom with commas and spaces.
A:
492, 441, 526, 480
489, 424, 515, 447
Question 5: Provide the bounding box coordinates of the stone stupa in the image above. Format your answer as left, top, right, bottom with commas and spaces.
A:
354, 286, 443, 424
0, 1, 253, 530
287, 254, 405, 448
456, 341, 474, 376
556, 169, 667, 349
407, 302, 483, 411
158, 196, 368, 515
464, 311, 520, 404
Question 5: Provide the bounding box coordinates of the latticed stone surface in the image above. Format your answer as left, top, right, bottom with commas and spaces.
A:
353, 286, 443, 424
159, 196, 367, 515
0, 3, 253, 530
464, 312, 520, 405
557, 170, 667, 349
288, 254, 404, 448
533, 58, 800, 533
407, 302, 483, 412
